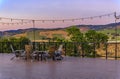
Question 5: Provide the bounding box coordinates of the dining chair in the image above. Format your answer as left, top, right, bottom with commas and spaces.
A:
10, 44, 26, 60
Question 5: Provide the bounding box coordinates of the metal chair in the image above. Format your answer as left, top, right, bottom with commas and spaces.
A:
10, 45, 26, 60
54, 45, 64, 60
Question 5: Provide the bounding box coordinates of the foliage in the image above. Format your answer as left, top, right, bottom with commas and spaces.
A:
66, 26, 83, 42
0, 27, 109, 57
51, 33, 70, 42
0, 37, 30, 53
84, 30, 108, 57
85, 30, 108, 43
65, 26, 109, 57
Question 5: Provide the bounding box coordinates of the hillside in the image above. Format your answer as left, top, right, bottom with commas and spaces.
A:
0, 22, 120, 36
39, 30, 68, 39
12, 29, 69, 41
1, 22, 120, 41
76, 22, 120, 30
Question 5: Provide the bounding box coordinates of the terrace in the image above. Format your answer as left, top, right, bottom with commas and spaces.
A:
0, 0, 120, 79
0, 54, 120, 79
0, 41, 120, 79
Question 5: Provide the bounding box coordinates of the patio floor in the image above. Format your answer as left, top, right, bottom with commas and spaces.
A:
0, 54, 120, 79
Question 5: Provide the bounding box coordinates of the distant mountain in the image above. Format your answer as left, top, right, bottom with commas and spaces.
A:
76, 22, 120, 30
0, 22, 120, 37
0, 27, 65, 37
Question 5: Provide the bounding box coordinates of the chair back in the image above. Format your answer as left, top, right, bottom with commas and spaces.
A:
10, 44, 20, 57
58, 45, 63, 51
48, 46, 56, 57
10, 44, 15, 53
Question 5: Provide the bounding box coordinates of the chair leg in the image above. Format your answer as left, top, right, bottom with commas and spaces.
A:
10, 56, 15, 60
52, 56, 55, 61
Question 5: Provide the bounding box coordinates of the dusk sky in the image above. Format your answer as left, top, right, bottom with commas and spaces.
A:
0, 0, 120, 31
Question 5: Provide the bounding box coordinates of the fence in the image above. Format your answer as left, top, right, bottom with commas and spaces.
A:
0, 42, 120, 60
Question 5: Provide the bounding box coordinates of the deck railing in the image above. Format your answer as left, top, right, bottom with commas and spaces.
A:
0, 42, 120, 59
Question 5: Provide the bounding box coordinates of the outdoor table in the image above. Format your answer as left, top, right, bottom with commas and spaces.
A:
33, 51, 46, 61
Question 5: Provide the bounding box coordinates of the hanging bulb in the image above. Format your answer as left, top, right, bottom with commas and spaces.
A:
52, 20, 55, 23
7, 23, 9, 25
99, 16, 102, 18
81, 18, 84, 21
42, 20, 45, 23
16, 23, 19, 25
21, 19, 23, 23
25, 22, 28, 24
20, 22, 23, 25
11, 23, 14, 25
90, 17, 93, 20
62, 20, 64, 23
107, 14, 111, 17
72, 19, 74, 22
11, 19, 13, 22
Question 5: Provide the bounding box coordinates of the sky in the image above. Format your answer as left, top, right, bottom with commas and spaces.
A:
0, 0, 120, 31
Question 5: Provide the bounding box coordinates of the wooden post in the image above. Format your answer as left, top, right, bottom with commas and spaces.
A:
105, 42, 108, 60
81, 43, 85, 58
94, 43, 96, 58
25, 45, 33, 60
64, 42, 67, 56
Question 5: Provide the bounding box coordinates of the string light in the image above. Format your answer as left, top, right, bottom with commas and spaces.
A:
11, 23, 14, 25
0, 12, 119, 25
81, 18, 84, 21
52, 20, 55, 23
21, 19, 23, 23
0, 21, 30, 26
72, 19, 74, 22
99, 16, 102, 18
7, 23, 9, 25
90, 17, 93, 20
10, 19, 13, 22
42, 20, 45, 23
62, 20, 64, 23
108, 14, 110, 17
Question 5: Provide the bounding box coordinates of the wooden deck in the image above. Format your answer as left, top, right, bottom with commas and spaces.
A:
0, 54, 120, 79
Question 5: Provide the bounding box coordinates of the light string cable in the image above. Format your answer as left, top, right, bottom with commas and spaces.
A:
0, 12, 116, 25
0, 21, 31, 25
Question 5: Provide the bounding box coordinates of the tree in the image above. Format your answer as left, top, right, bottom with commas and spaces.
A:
85, 30, 108, 57
85, 30, 108, 43
66, 26, 84, 56
0, 37, 31, 53
66, 26, 83, 42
